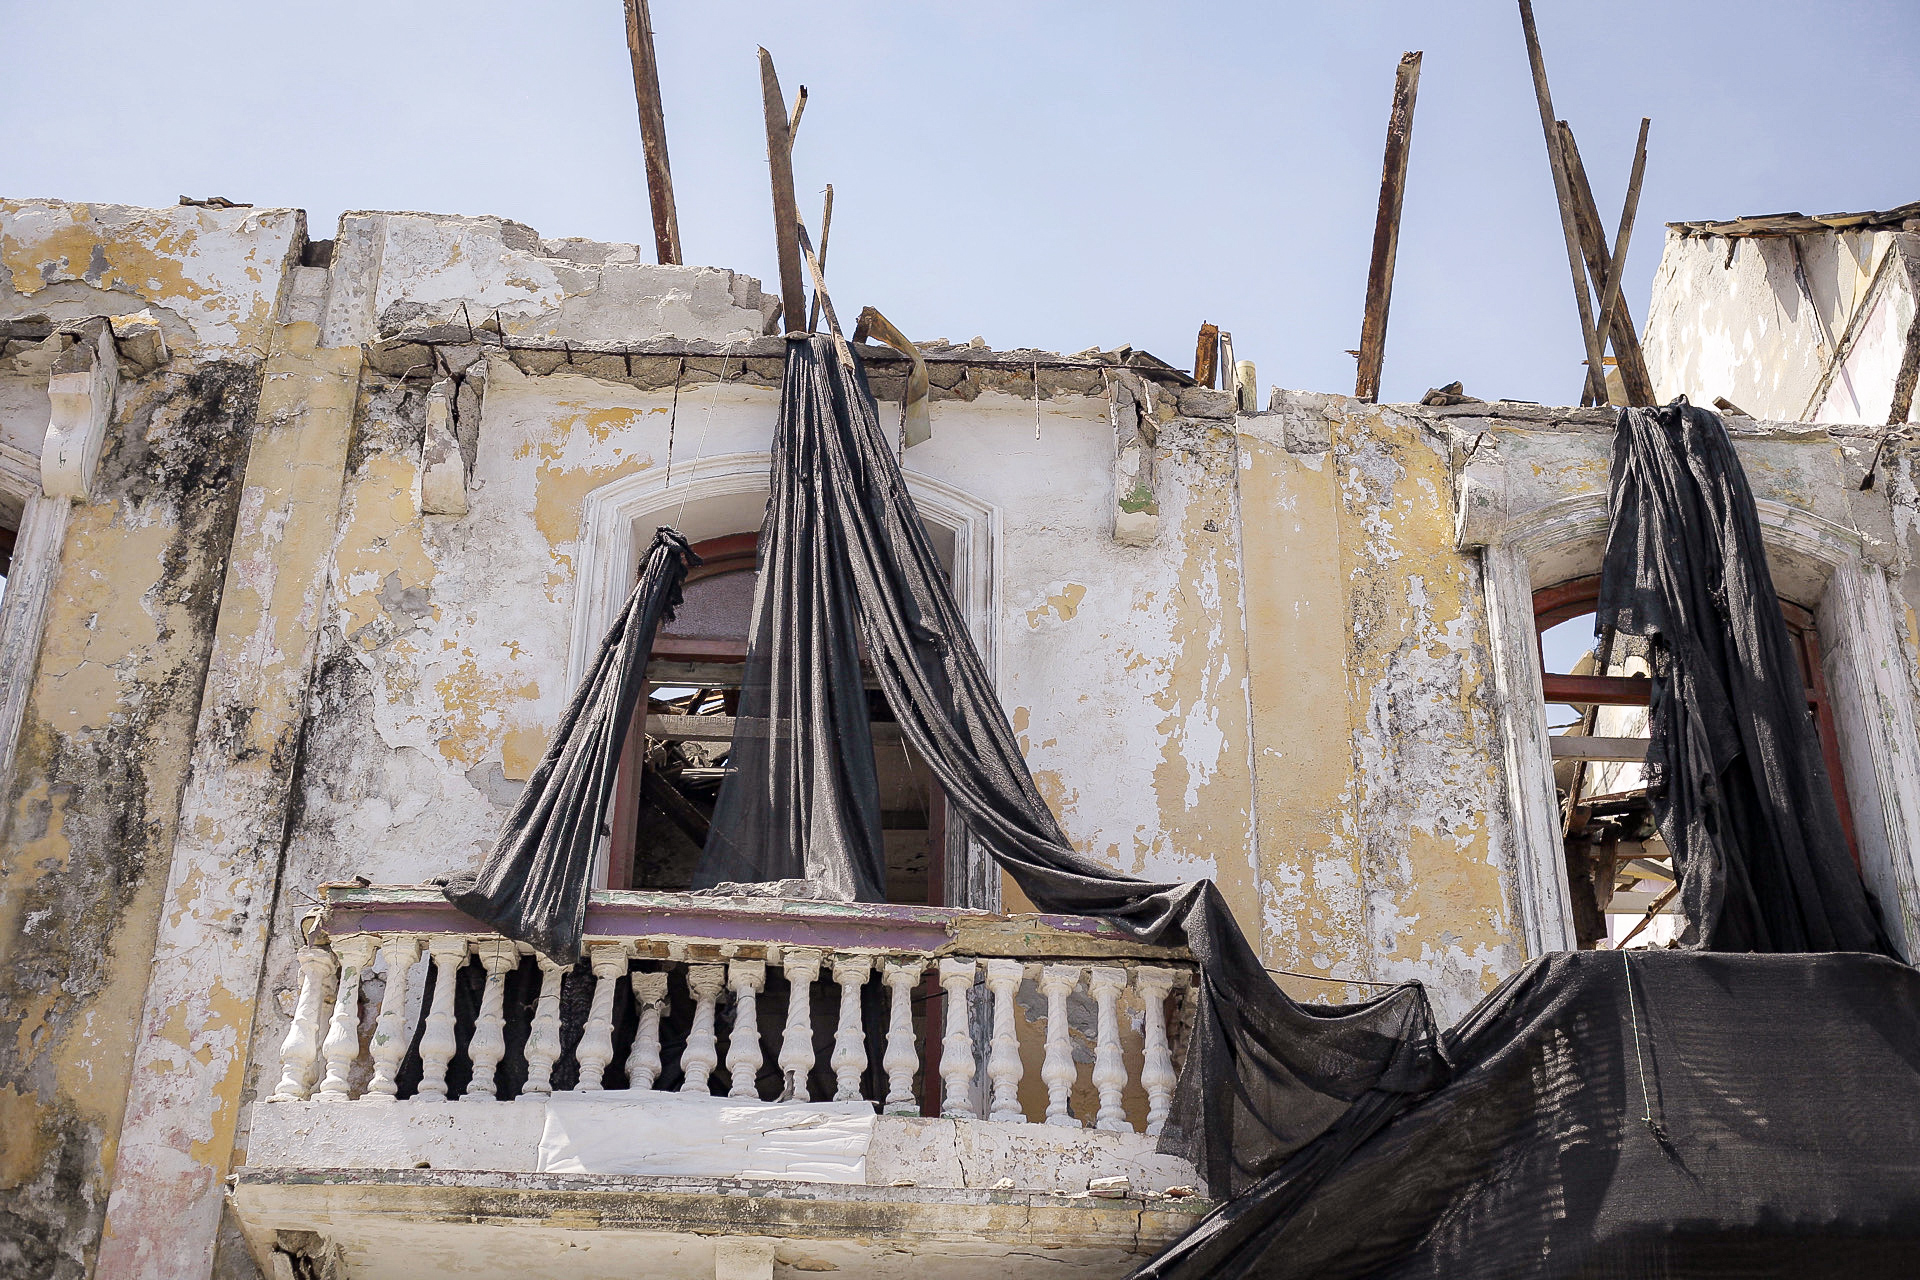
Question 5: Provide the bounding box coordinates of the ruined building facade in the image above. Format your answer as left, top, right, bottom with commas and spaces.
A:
1, 198, 1916, 1279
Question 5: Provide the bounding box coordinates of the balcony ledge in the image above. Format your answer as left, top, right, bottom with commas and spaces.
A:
230, 1162, 1208, 1279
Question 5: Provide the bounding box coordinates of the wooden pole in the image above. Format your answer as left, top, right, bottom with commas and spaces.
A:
758, 48, 808, 336
1355, 51, 1423, 404
788, 86, 808, 151
622, 0, 682, 266
1193, 322, 1219, 388
1596, 119, 1653, 404
806, 184, 833, 333
1517, 0, 1609, 406
1558, 121, 1654, 405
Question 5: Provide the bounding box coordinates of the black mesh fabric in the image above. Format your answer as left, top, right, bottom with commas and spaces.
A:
1138, 949, 1920, 1279
1597, 401, 1896, 956
441, 527, 698, 964
698, 335, 1444, 1200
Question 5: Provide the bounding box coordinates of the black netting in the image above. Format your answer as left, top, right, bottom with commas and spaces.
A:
695, 335, 1442, 1201
1139, 950, 1920, 1279
1598, 401, 1896, 956
440, 527, 698, 964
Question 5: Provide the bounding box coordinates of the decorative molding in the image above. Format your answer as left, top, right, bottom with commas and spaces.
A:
41, 321, 119, 501
567, 451, 1003, 910
1468, 477, 1920, 959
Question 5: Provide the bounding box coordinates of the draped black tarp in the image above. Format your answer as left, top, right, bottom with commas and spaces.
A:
697, 334, 1441, 1202
440, 527, 697, 964
1597, 400, 1895, 956
1140, 949, 1920, 1279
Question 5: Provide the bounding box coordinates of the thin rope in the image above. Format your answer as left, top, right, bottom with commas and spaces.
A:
662, 356, 685, 489
671, 347, 735, 532
1622, 948, 1655, 1125
1261, 964, 1406, 989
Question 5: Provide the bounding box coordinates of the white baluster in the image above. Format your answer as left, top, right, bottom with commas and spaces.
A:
881, 959, 927, 1115
829, 956, 873, 1102
268, 945, 337, 1102
937, 959, 979, 1119
1135, 966, 1178, 1137
365, 934, 422, 1101
725, 960, 767, 1099
984, 959, 1029, 1124
1088, 966, 1130, 1132
315, 933, 379, 1102
626, 970, 669, 1090
463, 938, 519, 1102
415, 935, 471, 1102
520, 953, 568, 1101
574, 943, 630, 1092
1038, 964, 1083, 1127
679, 964, 726, 1093
778, 948, 823, 1101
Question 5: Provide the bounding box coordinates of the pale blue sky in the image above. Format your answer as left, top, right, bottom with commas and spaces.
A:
3, 1, 1915, 404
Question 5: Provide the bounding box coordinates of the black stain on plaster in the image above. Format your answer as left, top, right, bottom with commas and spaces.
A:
0, 360, 261, 1280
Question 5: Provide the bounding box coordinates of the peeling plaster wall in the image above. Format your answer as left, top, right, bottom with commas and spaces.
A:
1239, 393, 1515, 1021
0, 362, 262, 1277
318, 212, 777, 351
0, 200, 298, 1279
1643, 225, 1916, 422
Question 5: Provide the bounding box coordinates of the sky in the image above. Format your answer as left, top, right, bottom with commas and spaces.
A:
3, 1, 1916, 406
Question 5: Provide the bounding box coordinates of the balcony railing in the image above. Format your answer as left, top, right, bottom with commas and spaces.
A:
267, 887, 1196, 1141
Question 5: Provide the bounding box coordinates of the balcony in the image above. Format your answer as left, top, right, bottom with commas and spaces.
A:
231, 887, 1209, 1278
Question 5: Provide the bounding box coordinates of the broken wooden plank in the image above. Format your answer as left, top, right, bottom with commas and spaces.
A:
622, 0, 682, 265
758, 47, 808, 336
1549, 736, 1649, 762
641, 766, 711, 845
648, 713, 903, 744
1517, 0, 1610, 407
1557, 121, 1655, 405
806, 184, 833, 333
1355, 51, 1423, 404
1193, 322, 1219, 389
1595, 118, 1654, 405
1542, 673, 1650, 706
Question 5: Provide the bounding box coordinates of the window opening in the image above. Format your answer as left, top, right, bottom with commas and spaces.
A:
1535, 574, 1858, 950
608, 532, 948, 904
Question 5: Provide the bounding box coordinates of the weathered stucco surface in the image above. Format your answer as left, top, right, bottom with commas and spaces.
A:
0, 361, 262, 1278
16, 198, 1920, 1279
1644, 225, 1920, 425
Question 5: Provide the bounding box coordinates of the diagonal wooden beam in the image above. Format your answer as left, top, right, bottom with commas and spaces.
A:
622, 0, 682, 266
1558, 121, 1655, 405
1355, 51, 1423, 404
758, 47, 808, 336
1518, 0, 1610, 407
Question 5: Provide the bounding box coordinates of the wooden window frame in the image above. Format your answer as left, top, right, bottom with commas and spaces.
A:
1533, 573, 1859, 869
608, 532, 950, 903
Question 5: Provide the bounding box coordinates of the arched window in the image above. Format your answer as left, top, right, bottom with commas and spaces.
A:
1533, 574, 1858, 948
606, 532, 947, 904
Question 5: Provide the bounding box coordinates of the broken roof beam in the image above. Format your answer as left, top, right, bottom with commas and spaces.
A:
1355, 51, 1423, 404
622, 0, 682, 266
1557, 120, 1655, 405
1517, 0, 1611, 407
758, 47, 808, 335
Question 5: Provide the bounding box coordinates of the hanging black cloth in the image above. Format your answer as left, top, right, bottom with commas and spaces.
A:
1138, 948, 1920, 1279
1597, 400, 1895, 955
441, 527, 698, 965
699, 334, 1443, 1201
